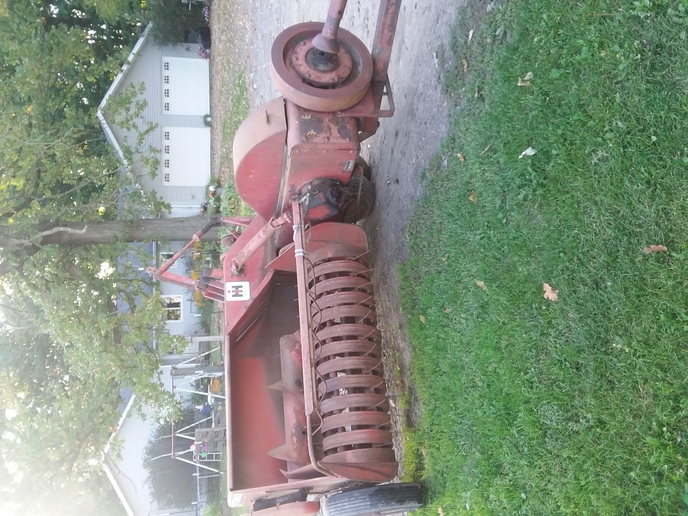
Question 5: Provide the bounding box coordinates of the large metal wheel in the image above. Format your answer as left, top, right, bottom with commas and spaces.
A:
320, 483, 424, 516
270, 22, 373, 112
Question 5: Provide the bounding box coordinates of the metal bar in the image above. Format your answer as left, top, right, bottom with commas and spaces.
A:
174, 347, 220, 367
313, 0, 348, 53
152, 216, 222, 276
230, 212, 293, 275
371, 0, 402, 83
148, 215, 251, 284
221, 216, 253, 228
174, 455, 221, 473
193, 473, 221, 479
291, 200, 315, 417
176, 416, 213, 433
369, 0, 402, 117
175, 387, 226, 400
291, 200, 331, 478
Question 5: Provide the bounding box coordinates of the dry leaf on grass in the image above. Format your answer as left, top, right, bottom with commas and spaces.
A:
469, 192, 478, 203
475, 280, 488, 291
420, 315, 426, 324
543, 283, 558, 302
519, 146, 537, 158
443, 308, 452, 313
438, 508, 445, 516
457, 153, 465, 162
518, 71, 534, 86
462, 58, 469, 75
642, 244, 668, 254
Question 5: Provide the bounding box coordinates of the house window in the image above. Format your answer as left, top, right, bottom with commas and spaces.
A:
164, 89, 170, 98
164, 172, 170, 183
164, 102, 170, 112
164, 131, 170, 140
162, 295, 182, 321
164, 62, 170, 71
160, 251, 176, 267
164, 145, 170, 154
164, 159, 170, 168
164, 75, 170, 84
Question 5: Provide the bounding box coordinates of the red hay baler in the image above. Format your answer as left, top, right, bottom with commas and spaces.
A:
149, 1, 422, 514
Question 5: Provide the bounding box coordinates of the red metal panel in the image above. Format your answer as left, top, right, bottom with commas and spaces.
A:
233, 98, 287, 219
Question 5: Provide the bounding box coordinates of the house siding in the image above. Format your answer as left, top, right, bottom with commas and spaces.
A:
105, 33, 210, 213
158, 241, 206, 337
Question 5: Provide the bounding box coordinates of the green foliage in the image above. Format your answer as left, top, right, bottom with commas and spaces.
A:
145, 0, 208, 44
401, 0, 688, 514
203, 500, 224, 516
0, 2, 193, 513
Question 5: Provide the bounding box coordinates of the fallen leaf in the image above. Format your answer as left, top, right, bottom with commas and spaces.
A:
600, 49, 607, 57
468, 29, 474, 43
543, 283, 558, 302
438, 508, 445, 516
441, 254, 448, 261
457, 153, 465, 162
475, 280, 488, 291
469, 192, 478, 203
518, 72, 534, 86
481, 144, 492, 155
474, 86, 480, 98
420, 315, 426, 324
443, 308, 452, 313
519, 146, 537, 158
462, 58, 469, 75
642, 245, 667, 254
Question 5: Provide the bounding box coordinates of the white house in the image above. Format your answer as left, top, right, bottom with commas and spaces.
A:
99, 26, 223, 515
98, 23, 213, 337
98, 23, 211, 214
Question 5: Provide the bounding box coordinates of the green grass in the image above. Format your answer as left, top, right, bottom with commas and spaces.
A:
222, 72, 250, 149
221, 73, 252, 217
401, 1, 688, 514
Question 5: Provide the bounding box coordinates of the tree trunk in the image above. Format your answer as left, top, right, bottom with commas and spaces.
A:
0, 216, 226, 277
2, 216, 222, 248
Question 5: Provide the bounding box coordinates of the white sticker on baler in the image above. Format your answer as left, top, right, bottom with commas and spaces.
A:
225, 281, 250, 301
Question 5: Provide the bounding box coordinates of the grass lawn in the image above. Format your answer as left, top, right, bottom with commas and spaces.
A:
220, 73, 252, 217
400, 1, 688, 514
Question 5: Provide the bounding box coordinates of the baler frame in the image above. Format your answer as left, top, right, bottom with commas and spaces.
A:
148, 1, 424, 514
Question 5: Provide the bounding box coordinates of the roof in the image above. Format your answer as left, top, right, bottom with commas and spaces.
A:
97, 23, 153, 166
102, 395, 139, 516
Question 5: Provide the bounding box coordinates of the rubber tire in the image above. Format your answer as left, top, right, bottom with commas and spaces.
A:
320, 483, 424, 516
342, 174, 375, 223
355, 156, 372, 180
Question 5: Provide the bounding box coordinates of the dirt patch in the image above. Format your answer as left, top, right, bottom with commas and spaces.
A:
209, 0, 467, 478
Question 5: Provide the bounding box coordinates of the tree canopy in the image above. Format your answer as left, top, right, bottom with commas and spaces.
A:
0, 1, 213, 513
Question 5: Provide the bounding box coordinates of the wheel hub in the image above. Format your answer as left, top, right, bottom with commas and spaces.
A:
291, 38, 353, 87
